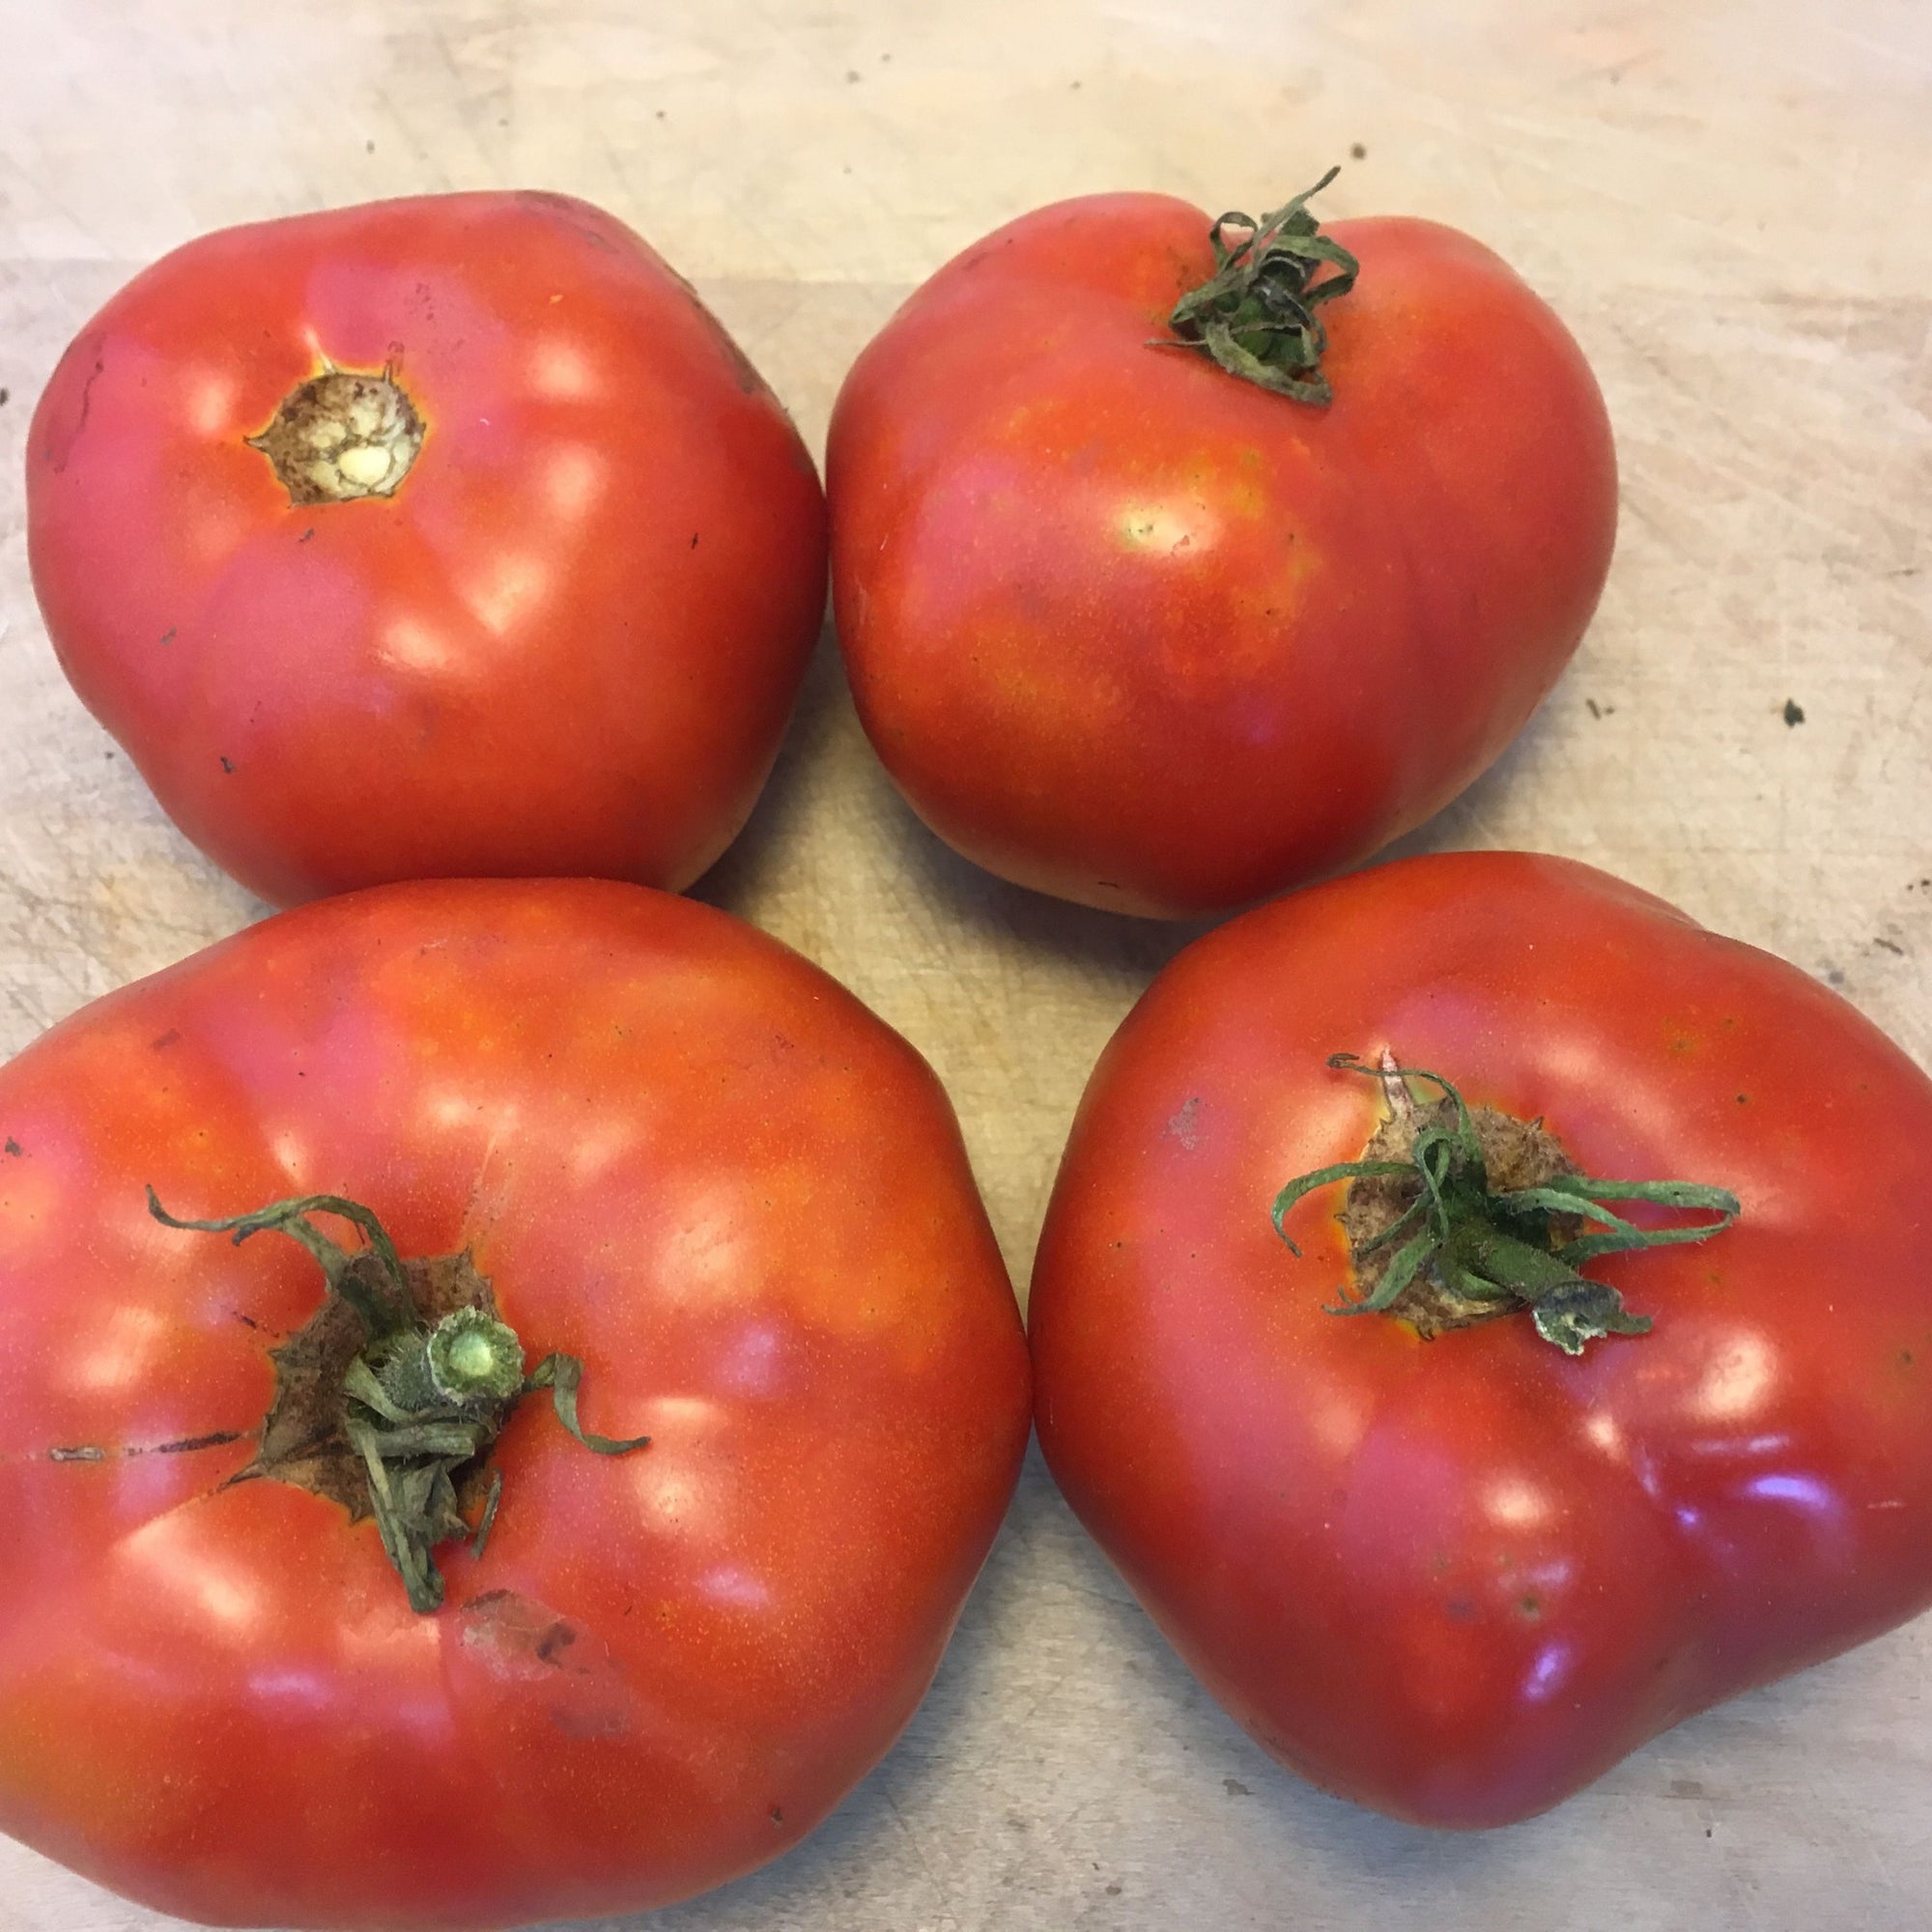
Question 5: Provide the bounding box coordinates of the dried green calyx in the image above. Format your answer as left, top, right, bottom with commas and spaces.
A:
148, 1188, 648, 1611
1160, 168, 1360, 404
1270, 1054, 1742, 1354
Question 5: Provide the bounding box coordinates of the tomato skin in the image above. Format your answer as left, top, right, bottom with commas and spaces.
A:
1029, 851, 1932, 1825
0, 880, 1028, 1929
26, 193, 828, 906
828, 196, 1615, 918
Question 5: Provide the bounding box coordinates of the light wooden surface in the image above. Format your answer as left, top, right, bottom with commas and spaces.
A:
2, 2, 1929, 1927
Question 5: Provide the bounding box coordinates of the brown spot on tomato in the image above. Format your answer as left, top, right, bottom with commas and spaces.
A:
534, 1622, 578, 1665
43, 340, 105, 473
153, 1029, 182, 1051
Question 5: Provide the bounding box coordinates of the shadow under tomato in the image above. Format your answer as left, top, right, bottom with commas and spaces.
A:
692, 621, 1213, 983
550, 1443, 1060, 1932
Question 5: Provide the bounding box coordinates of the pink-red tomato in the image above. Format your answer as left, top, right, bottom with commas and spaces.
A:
829, 190, 1615, 917
0, 879, 1028, 1928
1031, 850, 1932, 1824
27, 192, 827, 906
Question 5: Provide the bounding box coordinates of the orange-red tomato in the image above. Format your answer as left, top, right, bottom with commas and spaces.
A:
27, 193, 827, 906
0, 881, 1028, 1929
829, 193, 1615, 917
1031, 851, 1932, 1824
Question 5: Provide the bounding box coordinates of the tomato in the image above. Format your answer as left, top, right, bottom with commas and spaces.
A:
0, 880, 1028, 1929
1029, 850, 1932, 1826
26, 192, 827, 907
827, 182, 1615, 918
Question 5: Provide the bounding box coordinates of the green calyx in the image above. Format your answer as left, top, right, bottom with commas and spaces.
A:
148, 1188, 649, 1612
1269, 1055, 1742, 1355
1159, 167, 1360, 404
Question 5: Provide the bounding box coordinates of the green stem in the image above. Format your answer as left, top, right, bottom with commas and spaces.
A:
1269, 1055, 1741, 1354
1157, 169, 1359, 404
148, 1188, 650, 1611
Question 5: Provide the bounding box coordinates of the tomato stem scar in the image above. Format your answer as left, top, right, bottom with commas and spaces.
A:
246, 364, 425, 506
1156, 168, 1359, 405
146, 1187, 648, 1612
1269, 1054, 1741, 1353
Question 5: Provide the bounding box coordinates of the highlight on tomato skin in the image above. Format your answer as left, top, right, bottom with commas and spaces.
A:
1028, 849, 1932, 1827
827, 178, 1617, 919
25, 190, 829, 909
0, 877, 1030, 1931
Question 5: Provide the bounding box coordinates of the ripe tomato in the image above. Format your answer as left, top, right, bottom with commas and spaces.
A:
0, 880, 1028, 1929
1030, 850, 1932, 1825
26, 192, 827, 907
828, 183, 1615, 917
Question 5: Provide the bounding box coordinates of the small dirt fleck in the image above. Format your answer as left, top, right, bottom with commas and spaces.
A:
0, 387, 10, 406
1223, 1777, 1251, 1796
2, 1138, 18, 1156
1106, 1884, 1122, 1897
299, 527, 315, 544
1350, 142, 1367, 159
690, 530, 699, 549
845, 69, 861, 82
1875, 936, 1905, 955
219, 755, 235, 774
1782, 698, 1805, 725
153, 1029, 182, 1050
159, 628, 176, 646
365, 139, 375, 154
770, 1805, 784, 1825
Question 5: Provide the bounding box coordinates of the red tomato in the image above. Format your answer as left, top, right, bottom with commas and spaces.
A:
26, 193, 827, 907
828, 187, 1615, 917
1030, 851, 1932, 1825
0, 880, 1028, 1928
